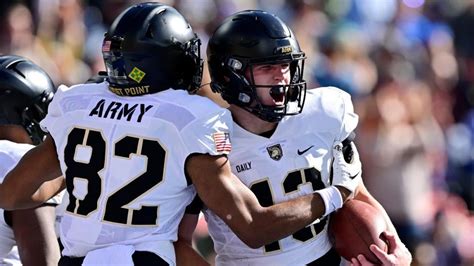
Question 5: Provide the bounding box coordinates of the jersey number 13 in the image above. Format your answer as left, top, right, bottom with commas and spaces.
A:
250, 168, 328, 253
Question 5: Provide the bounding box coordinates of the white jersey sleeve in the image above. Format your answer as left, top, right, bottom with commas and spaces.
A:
0, 141, 33, 264
305, 87, 359, 142
0, 140, 63, 264
181, 108, 233, 156
40, 84, 68, 134
0, 141, 33, 178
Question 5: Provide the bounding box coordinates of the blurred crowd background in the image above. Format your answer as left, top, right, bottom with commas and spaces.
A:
0, 0, 472, 265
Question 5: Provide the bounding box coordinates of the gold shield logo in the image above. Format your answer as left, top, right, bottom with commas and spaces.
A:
267, 144, 283, 161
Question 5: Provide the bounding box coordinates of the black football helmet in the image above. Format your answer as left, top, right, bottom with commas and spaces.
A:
0, 55, 55, 144
207, 10, 307, 122
103, 2, 203, 96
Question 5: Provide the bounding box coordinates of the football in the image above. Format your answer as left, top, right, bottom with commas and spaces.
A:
328, 199, 388, 264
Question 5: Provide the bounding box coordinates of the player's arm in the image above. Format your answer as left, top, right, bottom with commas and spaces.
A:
0, 136, 64, 210
186, 153, 355, 249
8, 204, 60, 266
175, 213, 209, 266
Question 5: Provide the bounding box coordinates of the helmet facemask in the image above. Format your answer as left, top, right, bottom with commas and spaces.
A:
178, 36, 203, 94
103, 36, 127, 87
218, 54, 307, 123
21, 91, 53, 144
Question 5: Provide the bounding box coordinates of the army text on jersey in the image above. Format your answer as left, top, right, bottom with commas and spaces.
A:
89, 98, 153, 123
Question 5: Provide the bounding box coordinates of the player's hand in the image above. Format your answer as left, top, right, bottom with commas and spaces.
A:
332, 142, 362, 199
350, 231, 412, 266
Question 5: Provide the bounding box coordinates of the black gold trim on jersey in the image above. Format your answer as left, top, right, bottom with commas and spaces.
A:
266, 144, 283, 161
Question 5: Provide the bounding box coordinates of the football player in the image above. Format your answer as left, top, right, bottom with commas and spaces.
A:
0, 55, 61, 266
0, 3, 361, 266
179, 10, 413, 266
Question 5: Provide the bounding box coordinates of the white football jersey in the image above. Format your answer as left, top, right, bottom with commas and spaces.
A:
40, 82, 232, 264
204, 87, 358, 265
0, 141, 33, 265
0, 140, 64, 266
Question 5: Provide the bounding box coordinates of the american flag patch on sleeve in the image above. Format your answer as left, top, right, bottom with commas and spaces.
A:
212, 132, 232, 153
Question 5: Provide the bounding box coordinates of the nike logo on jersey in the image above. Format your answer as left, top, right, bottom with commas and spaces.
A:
89, 99, 153, 123
297, 145, 314, 155
350, 171, 360, 180
236, 162, 252, 173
